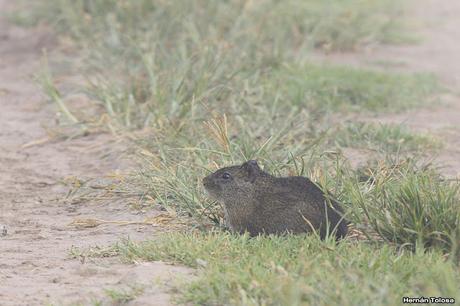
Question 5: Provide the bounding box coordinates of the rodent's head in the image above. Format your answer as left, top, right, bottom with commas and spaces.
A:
202, 160, 263, 202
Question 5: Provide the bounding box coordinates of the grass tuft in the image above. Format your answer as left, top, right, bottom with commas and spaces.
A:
345, 159, 460, 252
104, 285, 144, 304
334, 121, 441, 153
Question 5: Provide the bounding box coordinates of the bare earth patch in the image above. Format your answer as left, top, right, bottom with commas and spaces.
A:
0, 1, 190, 305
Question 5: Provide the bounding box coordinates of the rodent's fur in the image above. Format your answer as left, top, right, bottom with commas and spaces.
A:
203, 160, 348, 239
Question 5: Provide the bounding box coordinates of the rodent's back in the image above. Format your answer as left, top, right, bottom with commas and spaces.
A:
253, 175, 348, 239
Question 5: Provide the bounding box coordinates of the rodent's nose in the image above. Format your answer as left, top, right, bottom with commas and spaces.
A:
202, 176, 215, 190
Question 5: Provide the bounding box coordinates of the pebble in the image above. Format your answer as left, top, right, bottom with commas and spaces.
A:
1, 224, 7, 237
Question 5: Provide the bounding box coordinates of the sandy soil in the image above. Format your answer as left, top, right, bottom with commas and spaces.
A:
1, 0, 460, 305
0, 2, 190, 305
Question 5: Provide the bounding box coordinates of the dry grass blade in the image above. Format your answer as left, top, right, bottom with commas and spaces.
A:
37, 53, 80, 125
21, 137, 52, 149
68, 213, 183, 229
204, 114, 230, 154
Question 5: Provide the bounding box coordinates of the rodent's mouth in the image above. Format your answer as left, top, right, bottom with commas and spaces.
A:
202, 177, 212, 191
202, 176, 219, 199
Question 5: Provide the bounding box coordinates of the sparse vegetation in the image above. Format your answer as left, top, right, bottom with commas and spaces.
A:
104, 285, 144, 305
23, 0, 436, 130
24, 0, 409, 51
334, 121, 441, 153
270, 64, 438, 113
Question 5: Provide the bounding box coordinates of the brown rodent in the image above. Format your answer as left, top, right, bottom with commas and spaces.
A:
202, 160, 348, 239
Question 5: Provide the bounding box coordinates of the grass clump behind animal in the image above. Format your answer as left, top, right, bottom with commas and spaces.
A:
24, 0, 437, 130
345, 159, 460, 253
26, 0, 409, 52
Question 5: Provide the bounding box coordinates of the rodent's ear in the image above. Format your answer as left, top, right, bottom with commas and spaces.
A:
242, 160, 260, 183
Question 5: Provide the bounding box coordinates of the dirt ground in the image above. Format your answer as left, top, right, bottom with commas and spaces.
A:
0, 1, 190, 305
0, 0, 459, 305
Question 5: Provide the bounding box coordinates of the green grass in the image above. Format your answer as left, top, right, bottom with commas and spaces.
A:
343, 158, 460, 253
24, 0, 435, 130
27, 0, 409, 52
270, 64, 438, 113
334, 121, 441, 153
38, 59, 438, 131
104, 285, 144, 304
114, 232, 460, 305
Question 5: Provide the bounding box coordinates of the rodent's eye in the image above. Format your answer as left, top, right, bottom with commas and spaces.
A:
222, 172, 232, 180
